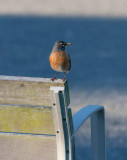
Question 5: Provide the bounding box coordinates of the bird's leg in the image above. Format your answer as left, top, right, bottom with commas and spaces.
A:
51, 72, 58, 81
61, 72, 66, 81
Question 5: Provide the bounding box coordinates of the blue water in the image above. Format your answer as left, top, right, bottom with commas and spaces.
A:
0, 15, 127, 159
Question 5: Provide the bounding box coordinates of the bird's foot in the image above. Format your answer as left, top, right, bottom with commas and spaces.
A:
61, 78, 66, 82
51, 76, 57, 81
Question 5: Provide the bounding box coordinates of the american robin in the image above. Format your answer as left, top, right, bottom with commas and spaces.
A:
49, 41, 71, 81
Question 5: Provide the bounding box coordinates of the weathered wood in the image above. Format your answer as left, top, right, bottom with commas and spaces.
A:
50, 87, 74, 160
0, 104, 55, 135
50, 87, 67, 160
0, 75, 106, 160
68, 108, 74, 136
0, 75, 72, 160
0, 134, 57, 160
68, 108, 75, 160
0, 75, 70, 106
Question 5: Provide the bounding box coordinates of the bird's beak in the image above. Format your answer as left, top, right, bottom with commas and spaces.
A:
66, 43, 71, 46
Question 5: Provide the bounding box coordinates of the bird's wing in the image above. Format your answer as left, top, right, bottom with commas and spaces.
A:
67, 53, 71, 71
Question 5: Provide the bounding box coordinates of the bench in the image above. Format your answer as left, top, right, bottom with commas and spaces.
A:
0, 75, 106, 160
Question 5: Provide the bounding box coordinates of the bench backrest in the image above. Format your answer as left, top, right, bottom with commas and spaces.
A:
0, 76, 74, 160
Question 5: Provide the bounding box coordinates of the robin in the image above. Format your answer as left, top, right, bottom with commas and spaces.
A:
49, 41, 71, 81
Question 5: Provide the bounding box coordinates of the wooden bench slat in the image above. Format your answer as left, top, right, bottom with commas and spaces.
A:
0, 104, 55, 135
0, 76, 69, 106
0, 75, 72, 160
0, 134, 57, 160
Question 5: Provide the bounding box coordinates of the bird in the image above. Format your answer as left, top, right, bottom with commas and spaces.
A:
49, 41, 71, 81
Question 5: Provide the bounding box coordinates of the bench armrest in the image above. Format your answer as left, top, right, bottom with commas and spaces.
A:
72, 105, 104, 134
72, 105, 106, 160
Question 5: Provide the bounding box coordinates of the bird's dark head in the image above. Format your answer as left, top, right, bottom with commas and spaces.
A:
52, 41, 71, 52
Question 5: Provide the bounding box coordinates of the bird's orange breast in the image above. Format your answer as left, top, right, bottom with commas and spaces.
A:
49, 51, 70, 72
